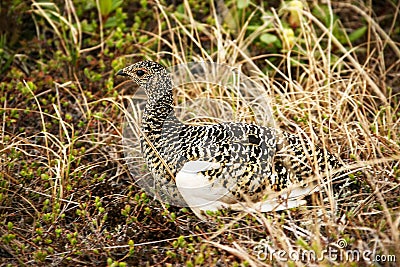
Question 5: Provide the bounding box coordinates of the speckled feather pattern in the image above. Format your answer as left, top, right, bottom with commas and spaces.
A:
119, 61, 346, 206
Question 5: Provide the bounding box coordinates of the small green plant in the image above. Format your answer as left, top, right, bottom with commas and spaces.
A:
312, 4, 367, 45
0, 0, 399, 266
0, 35, 14, 75
31, 1, 82, 63
98, 0, 122, 20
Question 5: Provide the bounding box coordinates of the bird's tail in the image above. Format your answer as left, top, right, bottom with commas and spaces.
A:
274, 131, 361, 199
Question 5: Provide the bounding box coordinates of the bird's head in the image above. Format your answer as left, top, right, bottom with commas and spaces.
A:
116, 61, 167, 86
116, 61, 172, 102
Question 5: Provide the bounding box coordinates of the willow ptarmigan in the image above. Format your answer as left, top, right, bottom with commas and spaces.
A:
117, 60, 350, 218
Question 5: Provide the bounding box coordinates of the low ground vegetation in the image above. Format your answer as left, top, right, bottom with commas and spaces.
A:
0, 0, 399, 266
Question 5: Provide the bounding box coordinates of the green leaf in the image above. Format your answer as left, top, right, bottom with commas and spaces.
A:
99, 0, 122, 17
104, 16, 117, 28
176, 4, 185, 14
111, 0, 123, 11
312, 4, 338, 28
99, 0, 112, 17
237, 0, 250, 9
349, 26, 367, 43
260, 33, 278, 44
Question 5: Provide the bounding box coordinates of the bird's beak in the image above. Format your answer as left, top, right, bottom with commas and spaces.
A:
116, 69, 128, 77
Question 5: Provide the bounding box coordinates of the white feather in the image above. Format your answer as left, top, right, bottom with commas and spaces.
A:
176, 160, 318, 218
176, 161, 231, 218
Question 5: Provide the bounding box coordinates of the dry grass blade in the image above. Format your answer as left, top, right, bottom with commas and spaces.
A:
1, 0, 399, 265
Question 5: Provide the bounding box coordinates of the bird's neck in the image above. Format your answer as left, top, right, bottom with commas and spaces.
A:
142, 98, 181, 137
141, 74, 182, 137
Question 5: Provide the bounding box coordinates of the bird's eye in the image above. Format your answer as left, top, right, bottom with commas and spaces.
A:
136, 70, 146, 77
